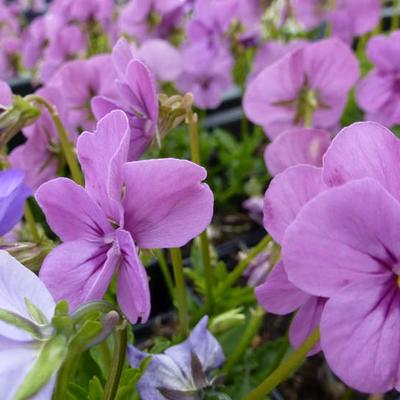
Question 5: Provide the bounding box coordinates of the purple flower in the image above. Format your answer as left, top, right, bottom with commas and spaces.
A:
264, 127, 331, 176
92, 41, 159, 160
0, 80, 12, 109
281, 121, 400, 392
176, 40, 233, 109
0, 169, 30, 237
118, 0, 185, 42
50, 55, 117, 131
243, 251, 271, 287
356, 31, 400, 128
243, 38, 359, 139
9, 86, 69, 190
249, 40, 306, 82
36, 110, 214, 323
291, 0, 380, 42
0, 251, 57, 398
128, 316, 225, 399
256, 164, 327, 354
243, 196, 264, 225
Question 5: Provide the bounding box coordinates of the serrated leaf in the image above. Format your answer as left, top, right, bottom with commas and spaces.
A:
14, 334, 68, 400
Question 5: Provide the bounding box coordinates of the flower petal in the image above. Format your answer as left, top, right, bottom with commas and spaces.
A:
320, 276, 400, 393
122, 159, 213, 248
264, 164, 325, 244
0, 251, 55, 341
289, 296, 325, 356
78, 110, 130, 224
39, 240, 117, 311
323, 122, 400, 200
36, 178, 112, 241
265, 127, 330, 176
255, 261, 310, 315
115, 229, 150, 324
284, 178, 399, 298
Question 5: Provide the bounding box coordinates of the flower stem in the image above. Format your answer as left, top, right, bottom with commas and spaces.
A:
170, 247, 189, 338
102, 320, 128, 400
156, 249, 175, 301
222, 306, 264, 374
243, 328, 320, 400
186, 102, 214, 312
219, 235, 272, 293
24, 95, 84, 185
24, 201, 41, 243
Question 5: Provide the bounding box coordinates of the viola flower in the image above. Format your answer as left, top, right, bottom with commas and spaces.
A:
291, 0, 380, 43
92, 41, 159, 160
9, 86, 69, 190
248, 40, 306, 82
356, 31, 400, 128
283, 121, 400, 393
255, 164, 327, 353
243, 38, 359, 139
118, 0, 186, 42
264, 127, 331, 176
0, 251, 58, 399
243, 196, 264, 225
243, 250, 271, 287
128, 316, 225, 400
176, 41, 233, 109
50, 55, 117, 131
0, 169, 30, 237
36, 110, 214, 323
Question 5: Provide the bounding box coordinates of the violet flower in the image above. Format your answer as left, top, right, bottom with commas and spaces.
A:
118, 0, 185, 42
50, 55, 117, 131
243, 38, 359, 139
356, 31, 400, 128
0, 251, 57, 399
0, 169, 30, 237
291, 0, 380, 43
281, 121, 400, 393
9, 86, 69, 191
36, 110, 214, 323
256, 164, 326, 354
176, 41, 233, 110
92, 41, 159, 160
128, 316, 225, 400
264, 127, 331, 176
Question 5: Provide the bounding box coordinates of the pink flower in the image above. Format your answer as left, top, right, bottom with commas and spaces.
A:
36, 110, 214, 324
244, 38, 359, 139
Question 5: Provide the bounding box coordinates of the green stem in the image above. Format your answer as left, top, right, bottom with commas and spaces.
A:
243, 328, 320, 400
391, 0, 400, 31
187, 108, 214, 312
156, 249, 175, 301
304, 106, 313, 129
170, 248, 189, 338
24, 201, 41, 243
54, 348, 82, 399
102, 321, 128, 400
222, 307, 264, 374
25, 95, 84, 185
99, 340, 112, 376
219, 235, 272, 293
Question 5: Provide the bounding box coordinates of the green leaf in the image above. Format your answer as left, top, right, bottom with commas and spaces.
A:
0, 307, 47, 340
15, 334, 68, 400
88, 376, 103, 400
25, 297, 48, 325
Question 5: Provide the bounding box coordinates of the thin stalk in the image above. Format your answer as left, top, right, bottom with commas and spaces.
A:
170, 248, 189, 338
243, 328, 320, 400
218, 235, 272, 293
25, 95, 83, 185
222, 307, 264, 374
156, 249, 175, 301
24, 201, 41, 243
391, 0, 400, 31
99, 340, 112, 376
186, 106, 214, 312
102, 321, 128, 400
